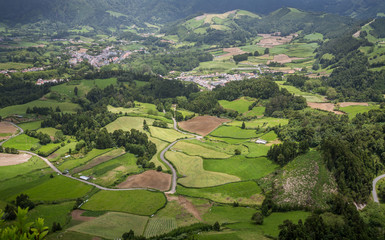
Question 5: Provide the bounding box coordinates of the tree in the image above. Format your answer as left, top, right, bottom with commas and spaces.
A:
213, 222, 221, 231
252, 212, 264, 225
241, 121, 246, 129
234, 149, 241, 155
16, 194, 35, 210
122, 230, 135, 240
74, 86, 78, 96
157, 166, 162, 172
264, 48, 270, 55
143, 120, 149, 132
51, 222, 62, 232
0, 207, 49, 240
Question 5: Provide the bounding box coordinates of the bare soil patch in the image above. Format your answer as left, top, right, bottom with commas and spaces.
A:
71, 210, 96, 222
267, 54, 304, 64
257, 33, 297, 48
167, 195, 202, 221
179, 116, 230, 136
218, 47, 247, 58
339, 102, 369, 107
307, 102, 344, 115
0, 122, 18, 140
117, 170, 171, 191
0, 153, 32, 166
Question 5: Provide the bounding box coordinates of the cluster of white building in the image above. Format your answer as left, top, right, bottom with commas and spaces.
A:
36, 78, 67, 85
177, 72, 259, 90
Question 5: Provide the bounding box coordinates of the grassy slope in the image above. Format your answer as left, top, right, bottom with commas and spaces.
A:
0, 100, 80, 117
171, 141, 231, 159
0, 156, 47, 180
204, 155, 277, 181
166, 151, 240, 187
2, 134, 40, 151
82, 190, 166, 215
177, 181, 264, 205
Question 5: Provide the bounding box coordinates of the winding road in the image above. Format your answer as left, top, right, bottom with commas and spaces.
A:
0, 118, 197, 193
372, 174, 385, 203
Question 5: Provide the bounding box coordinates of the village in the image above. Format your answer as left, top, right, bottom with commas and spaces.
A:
177, 71, 260, 90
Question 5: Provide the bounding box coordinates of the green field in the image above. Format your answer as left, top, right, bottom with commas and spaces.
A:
210, 126, 258, 139
105, 116, 155, 133
37, 127, 58, 137
226, 211, 310, 238
340, 105, 380, 119
304, 33, 324, 41
270, 43, 318, 58
70, 212, 148, 239
0, 62, 32, 70
58, 148, 112, 171
2, 134, 40, 150
244, 106, 266, 117
18, 121, 42, 131
276, 81, 325, 103
228, 117, 289, 129
171, 141, 231, 159
166, 151, 240, 187
71, 148, 125, 174
48, 140, 78, 161
155, 199, 199, 227
204, 156, 277, 180
149, 126, 189, 142
243, 142, 270, 157
177, 181, 264, 205
37, 142, 62, 156
82, 153, 140, 187
148, 137, 168, 169
185, 139, 248, 155
27, 201, 74, 231
50, 78, 117, 98
144, 218, 178, 238
219, 97, 254, 114
17, 175, 93, 201
82, 190, 166, 215
108, 101, 162, 116
203, 205, 255, 224
0, 99, 80, 117
0, 156, 47, 181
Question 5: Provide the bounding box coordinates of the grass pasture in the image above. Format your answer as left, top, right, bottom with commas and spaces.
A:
18, 175, 93, 201
243, 142, 270, 157
57, 148, 112, 171
204, 156, 277, 180
144, 218, 178, 238
18, 121, 42, 131
155, 200, 199, 227
177, 181, 264, 205
210, 126, 258, 139
0, 62, 32, 70
218, 97, 253, 114
149, 126, 189, 142
276, 81, 325, 103
228, 117, 289, 129
2, 134, 40, 151
82, 153, 140, 187
166, 151, 239, 187
82, 190, 166, 215
105, 116, 155, 133
0, 156, 46, 181
244, 106, 266, 117
186, 139, 248, 155
340, 105, 380, 119
37, 127, 58, 137
171, 141, 231, 159
71, 148, 125, 174
50, 78, 117, 98
203, 205, 255, 224
70, 212, 148, 239
27, 201, 74, 231
0, 100, 80, 117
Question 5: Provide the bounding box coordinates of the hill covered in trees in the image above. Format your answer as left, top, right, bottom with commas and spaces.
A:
0, 0, 384, 27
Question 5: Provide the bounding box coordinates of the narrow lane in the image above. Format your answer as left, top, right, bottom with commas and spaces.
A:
372, 174, 385, 203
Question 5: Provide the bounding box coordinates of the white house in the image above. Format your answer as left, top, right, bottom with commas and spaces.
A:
80, 176, 90, 181
256, 139, 267, 145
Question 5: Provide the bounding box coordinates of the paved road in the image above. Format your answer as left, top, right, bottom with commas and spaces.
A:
160, 118, 198, 194
372, 174, 385, 203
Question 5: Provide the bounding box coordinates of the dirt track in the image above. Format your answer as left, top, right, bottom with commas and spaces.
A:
179, 116, 229, 136
117, 170, 171, 191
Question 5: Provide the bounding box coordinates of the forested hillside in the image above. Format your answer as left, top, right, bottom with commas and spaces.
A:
0, 0, 384, 26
